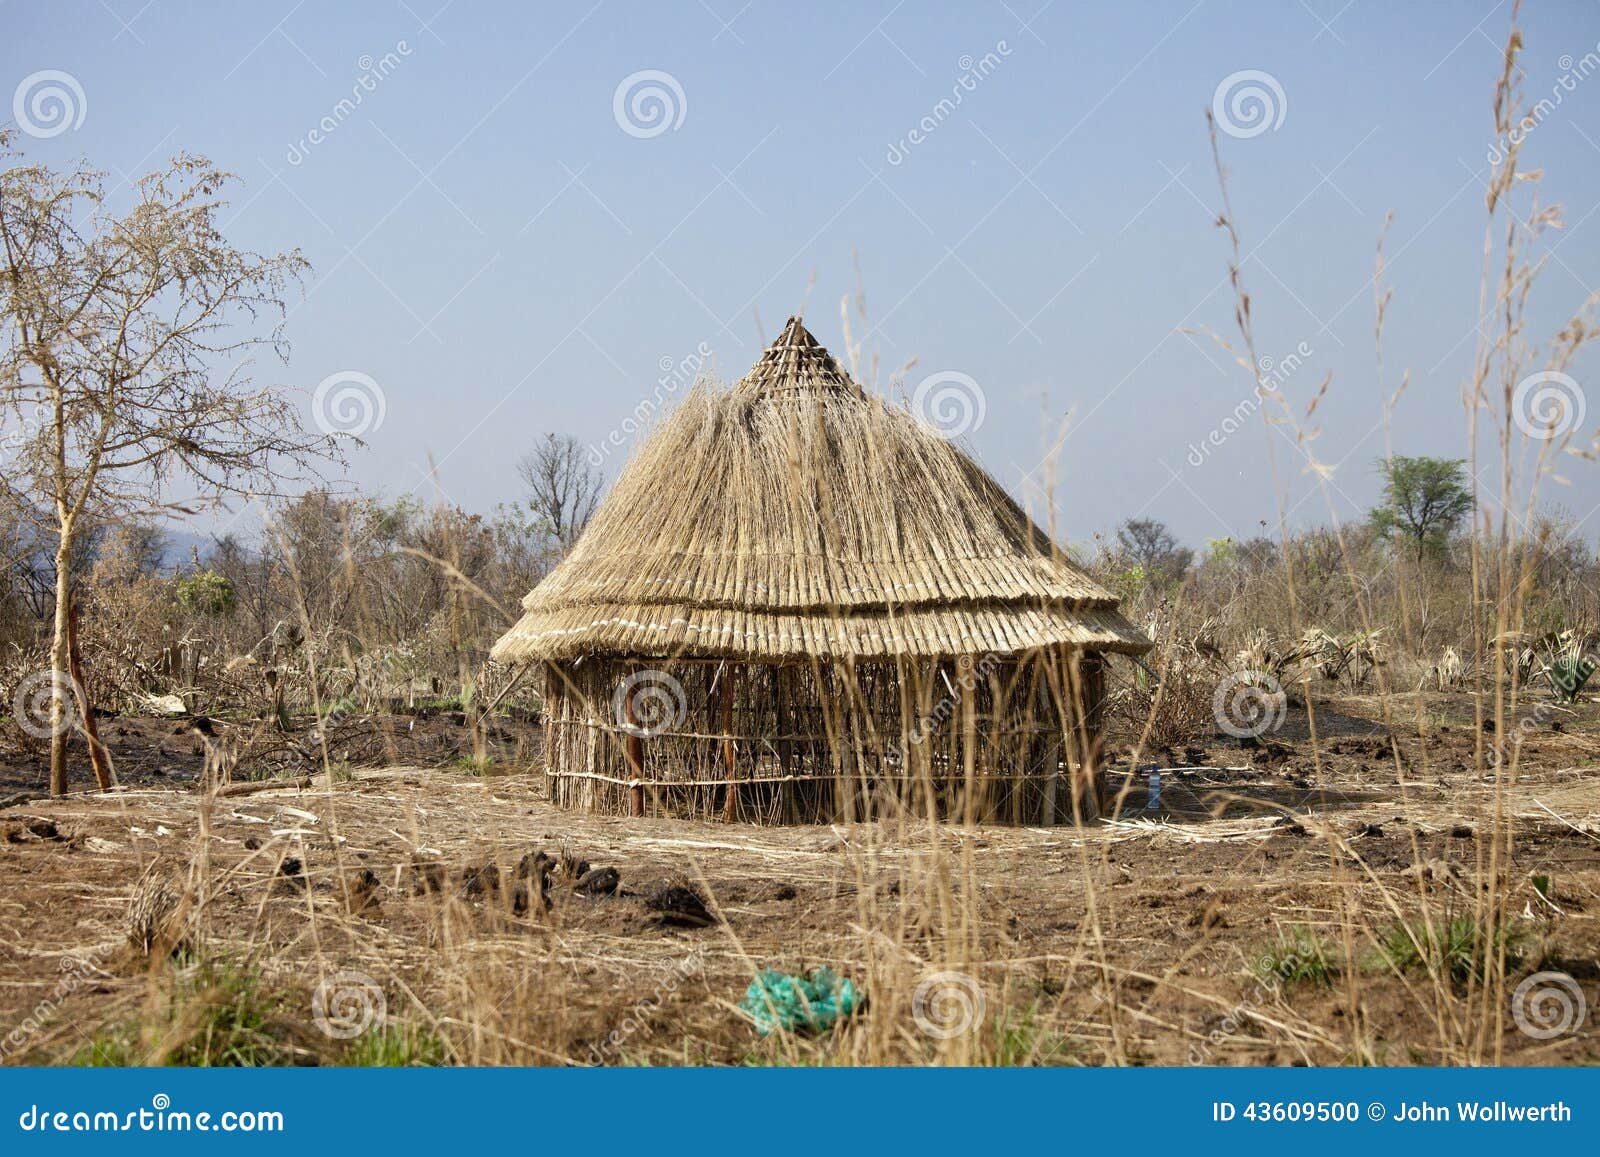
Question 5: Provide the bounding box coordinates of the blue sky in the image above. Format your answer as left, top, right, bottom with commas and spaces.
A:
6, 0, 1600, 550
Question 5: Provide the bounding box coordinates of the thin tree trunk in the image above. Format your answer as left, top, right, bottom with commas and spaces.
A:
48, 533, 73, 797
67, 592, 114, 791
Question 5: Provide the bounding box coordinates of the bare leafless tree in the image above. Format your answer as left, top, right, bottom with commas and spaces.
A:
515, 433, 602, 549
0, 133, 338, 794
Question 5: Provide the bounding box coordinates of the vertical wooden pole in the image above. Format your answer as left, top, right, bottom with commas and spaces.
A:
1028, 656, 1057, 825
960, 664, 977, 827
1082, 653, 1106, 822
721, 668, 738, 822
540, 663, 553, 775
775, 667, 794, 822
625, 684, 644, 817
544, 663, 561, 805
1051, 648, 1099, 824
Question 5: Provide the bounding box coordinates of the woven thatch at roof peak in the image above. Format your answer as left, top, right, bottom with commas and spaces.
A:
492, 317, 1151, 662
733, 314, 863, 399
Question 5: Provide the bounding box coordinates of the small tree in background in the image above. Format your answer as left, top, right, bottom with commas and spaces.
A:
0, 134, 338, 795
516, 433, 602, 551
1114, 517, 1194, 588
1371, 456, 1474, 566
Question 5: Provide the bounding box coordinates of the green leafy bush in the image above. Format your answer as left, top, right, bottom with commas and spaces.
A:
174, 570, 236, 617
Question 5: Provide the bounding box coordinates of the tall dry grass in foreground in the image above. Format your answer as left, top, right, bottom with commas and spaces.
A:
7, 10, 1597, 1069
1125, 8, 1599, 1066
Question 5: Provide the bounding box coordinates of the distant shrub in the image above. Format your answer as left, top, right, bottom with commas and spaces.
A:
175, 570, 236, 617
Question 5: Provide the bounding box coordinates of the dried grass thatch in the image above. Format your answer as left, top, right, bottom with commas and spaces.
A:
493, 318, 1149, 664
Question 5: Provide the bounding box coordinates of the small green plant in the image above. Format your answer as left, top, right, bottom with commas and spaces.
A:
1546, 649, 1595, 702
161, 960, 290, 1067
451, 753, 495, 775
343, 1023, 449, 1066
320, 697, 359, 720
70, 1030, 139, 1067
990, 1002, 1075, 1065
1373, 917, 1525, 983
1257, 928, 1337, 987
70, 958, 291, 1067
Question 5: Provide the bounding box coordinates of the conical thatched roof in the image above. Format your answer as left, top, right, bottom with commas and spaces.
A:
492, 318, 1151, 663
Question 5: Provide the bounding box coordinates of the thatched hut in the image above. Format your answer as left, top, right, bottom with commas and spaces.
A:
492, 318, 1151, 824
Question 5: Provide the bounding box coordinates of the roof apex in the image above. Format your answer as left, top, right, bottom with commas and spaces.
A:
738, 315, 859, 397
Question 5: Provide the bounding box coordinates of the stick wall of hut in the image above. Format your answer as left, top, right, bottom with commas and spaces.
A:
540, 651, 1115, 825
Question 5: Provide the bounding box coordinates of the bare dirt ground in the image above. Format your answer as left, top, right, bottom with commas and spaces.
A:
0, 707, 542, 799
1, 690, 1596, 1066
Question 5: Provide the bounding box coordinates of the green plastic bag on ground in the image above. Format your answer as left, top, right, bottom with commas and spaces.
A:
739, 967, 861, 1035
